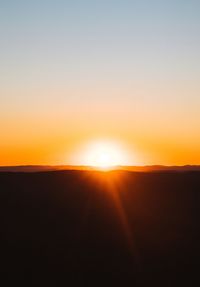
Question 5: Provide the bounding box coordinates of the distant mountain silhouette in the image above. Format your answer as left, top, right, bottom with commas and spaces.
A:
0, 164, 200, 172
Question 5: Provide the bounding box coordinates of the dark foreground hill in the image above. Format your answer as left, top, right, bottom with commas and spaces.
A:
0, 170, 200, 286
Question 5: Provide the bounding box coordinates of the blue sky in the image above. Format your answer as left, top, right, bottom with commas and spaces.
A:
0, 0, 200, 165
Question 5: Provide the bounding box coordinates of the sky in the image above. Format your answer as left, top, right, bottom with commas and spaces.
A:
1, 0, 200, 166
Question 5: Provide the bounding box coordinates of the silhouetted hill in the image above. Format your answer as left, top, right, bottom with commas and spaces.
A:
1, 164, 200, 172
0, 170, 200, 286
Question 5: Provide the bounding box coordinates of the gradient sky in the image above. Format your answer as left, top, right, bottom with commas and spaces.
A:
1, 0, 200, 165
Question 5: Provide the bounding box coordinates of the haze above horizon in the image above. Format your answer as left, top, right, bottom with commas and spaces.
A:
1, 0, 200, 166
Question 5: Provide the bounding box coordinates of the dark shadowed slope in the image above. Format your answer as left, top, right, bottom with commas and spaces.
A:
0, 170, 200, 286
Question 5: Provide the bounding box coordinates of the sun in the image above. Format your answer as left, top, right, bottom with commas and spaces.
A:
82, 141, 127, 170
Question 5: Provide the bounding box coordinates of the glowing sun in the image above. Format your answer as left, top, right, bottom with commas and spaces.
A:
82, 141, 127, 169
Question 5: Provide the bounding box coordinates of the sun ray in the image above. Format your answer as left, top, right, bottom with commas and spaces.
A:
89, 171, 142, 270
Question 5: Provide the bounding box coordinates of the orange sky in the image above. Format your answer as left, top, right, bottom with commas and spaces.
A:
1, 1, 200, 166
1, 103, 200, 166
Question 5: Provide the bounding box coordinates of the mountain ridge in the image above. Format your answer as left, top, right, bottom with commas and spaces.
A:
1, 164, 200, 172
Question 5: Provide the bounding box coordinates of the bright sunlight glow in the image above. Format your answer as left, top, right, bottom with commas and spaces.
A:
81, 141, 128, 170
